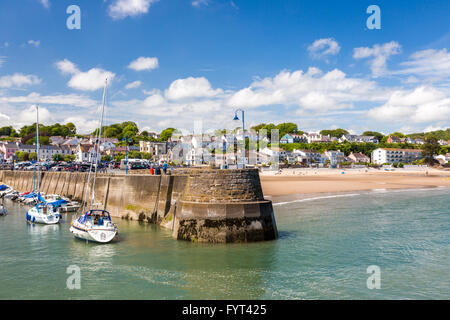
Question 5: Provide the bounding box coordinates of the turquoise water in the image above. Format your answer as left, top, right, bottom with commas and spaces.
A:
0, 188, 449, 299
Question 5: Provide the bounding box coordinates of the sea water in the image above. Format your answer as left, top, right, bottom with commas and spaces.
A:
0, 187, 449, 299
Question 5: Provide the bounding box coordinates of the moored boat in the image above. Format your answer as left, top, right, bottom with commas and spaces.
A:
26, 200, 61, 224
70, 210, 117, 243
70, 79, 118, 243
0, 200, 7, 216
4, 190, 19, 200
0, 185, 13, 197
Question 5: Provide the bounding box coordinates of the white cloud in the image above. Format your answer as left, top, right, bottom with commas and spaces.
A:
192, 0, 209, 7
68, 69, 115, 91
38, 0, 50, 8
165, 77, 223, 100
308, 38, 340, 59
27, 40, 40, 47
0, 92, 98, 108
18, 105, 53, 125
353, 41, 401, 77
55, 59, 79, 75
108, 0, 158, 20
128, 57, 159, 71
125, 80, 142, 89
0, 112, 10, 123
56, 59, 115, 91
227, 67, 381, 111
424, 125, 447, 133
63, 116, 99, 134
367, 86, 450, 123
143, 92, 166, 107
0, 73, 41, 88
395, 48, 450, 79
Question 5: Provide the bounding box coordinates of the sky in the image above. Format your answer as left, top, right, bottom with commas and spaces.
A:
0, 0, 449, 135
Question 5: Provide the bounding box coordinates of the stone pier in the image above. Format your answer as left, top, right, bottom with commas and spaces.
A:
0, 168, 278, 243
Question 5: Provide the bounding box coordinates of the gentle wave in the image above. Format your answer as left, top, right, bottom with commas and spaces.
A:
273, 193, 361, 206
272, 186, 450, 206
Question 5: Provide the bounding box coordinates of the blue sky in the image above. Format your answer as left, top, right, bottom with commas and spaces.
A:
0, 0, 449, 135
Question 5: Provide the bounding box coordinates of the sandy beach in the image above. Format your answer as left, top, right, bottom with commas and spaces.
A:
260, 168, 450, 198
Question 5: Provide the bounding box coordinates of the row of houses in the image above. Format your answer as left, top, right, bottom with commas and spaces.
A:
386, 136, 450, 146
2, 131, 447, 167
0, 141, 72, 161
280, 133, 380, 144
0, 136, 140, 162
281, 133, 450, 146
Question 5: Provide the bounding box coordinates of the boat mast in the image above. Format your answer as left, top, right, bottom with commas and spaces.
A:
36, 105, 40, 194
90, 79, 108, 210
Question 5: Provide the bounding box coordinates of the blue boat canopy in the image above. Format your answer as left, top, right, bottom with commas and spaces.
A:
0, 185, 7, 191
48, 199, 68, 208
23, 192, 37, 199
78, 210, 111, 224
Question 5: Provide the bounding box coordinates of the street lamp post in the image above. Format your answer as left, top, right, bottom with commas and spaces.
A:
233, 109, 245, 169
122, 135, 132, 175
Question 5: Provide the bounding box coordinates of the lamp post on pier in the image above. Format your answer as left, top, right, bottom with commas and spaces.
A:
233, 109, 245, 169
122, 135, 132, 175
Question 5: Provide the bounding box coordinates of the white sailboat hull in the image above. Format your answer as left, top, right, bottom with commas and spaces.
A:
70, 221, 117, 243
26, 206, 61, 225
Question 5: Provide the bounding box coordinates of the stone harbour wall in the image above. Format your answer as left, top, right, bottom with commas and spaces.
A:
0, 168, 278, 243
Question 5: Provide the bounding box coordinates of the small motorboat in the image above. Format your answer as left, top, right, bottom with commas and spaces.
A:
26, 202, 61, 225
0, 203, 7, 216
18, 191, 36, 203
0, 185, 13, 197
70, 210, 118, 243
59, 198, 81, 212
17, 191, 32, 202
4, 190, 19, 200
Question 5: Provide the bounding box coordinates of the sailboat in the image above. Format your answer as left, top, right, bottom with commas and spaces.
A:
70, 79, 118, 243
26, 105, 61, 225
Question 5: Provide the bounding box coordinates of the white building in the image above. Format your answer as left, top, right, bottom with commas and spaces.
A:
339, 135, 379, 144
76, 144, 99, 163
434, 153, 450, 164
323, 150, 345, 166
139, 141, 167, 156
260, 147, 286, 160
371, 148, 423, 165
292, 149, 323, 164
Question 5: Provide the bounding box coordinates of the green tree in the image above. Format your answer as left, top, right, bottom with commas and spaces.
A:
64, 154, 76, 162
422, 136, 440, 164
390, 132, 405, 138
0, 126, 18, 137
160, 128, 176, 141
15, 151, 29, 161
320, 128, 349, 138
104, 127, 120, 138
275, 122, 299, 138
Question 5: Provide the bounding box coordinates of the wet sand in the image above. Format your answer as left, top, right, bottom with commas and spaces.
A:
260, 168, 450, 197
